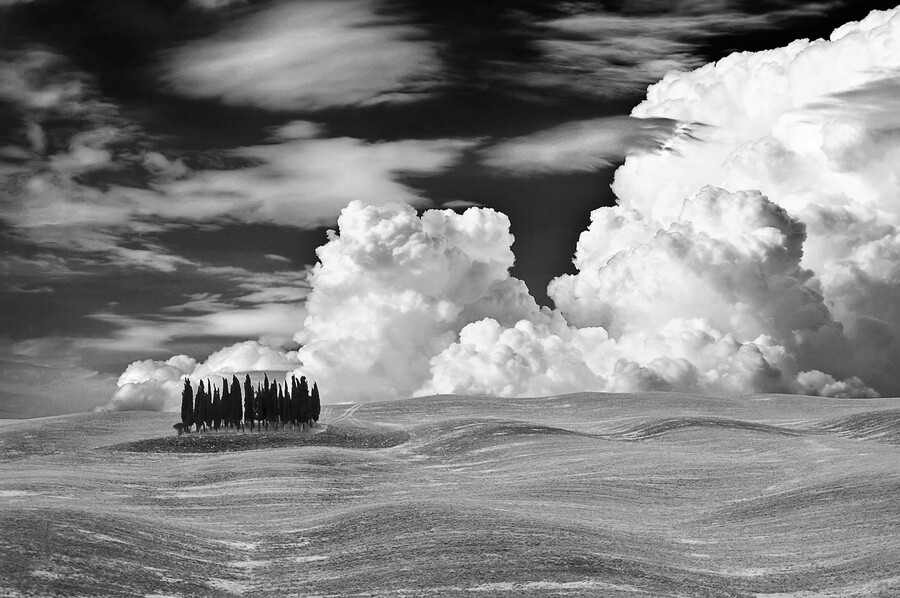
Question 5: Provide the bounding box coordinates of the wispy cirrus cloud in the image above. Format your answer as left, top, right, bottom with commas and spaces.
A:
3, 126, 472, 263
88, 303, 305, 355
0, 338, 117, 418
0, 48, 470, 269
0, 48, 97, 114
0, 39, 470, 389
84, 265, 311, 355
154, 132, 476, 227
498, 0, 842, 98
0, 252, 92, 294
480, 116, 693, 175
162, 0, 442, 111
188, 0, 246, 10
0, 47, 187, 272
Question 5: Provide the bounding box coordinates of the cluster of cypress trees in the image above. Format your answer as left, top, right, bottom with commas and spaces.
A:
179, 374, 320, 434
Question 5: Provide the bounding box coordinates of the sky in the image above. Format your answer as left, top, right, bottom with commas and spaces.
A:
2, 0, 899, 417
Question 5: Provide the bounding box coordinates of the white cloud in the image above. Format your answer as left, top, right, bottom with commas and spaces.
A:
422, 185, 861, 399
610, 5, 900, 394
287, 7, 898, 401
48, 127, 122, 175
480, 116, 687, 174
100, 341, 299, 412
422, 319, 604, 398
83, 265, 311, 359
0, 252, 84, 279
547, 185, 857, 395
188, 0, 246, 9
194, 341, 299, 379
0, 48, 194, 272
142, 151, 188, 180
95, 265, 312, 414
112, 6, 900, 404
0, 338, 118, 417
104, 355, 197, 412
0, 49, 96, 115
2, 133, 472, 263
499, 0, 841, 98
89, 301, 306, 356
291, 200, 546, 402
0, 45, 469, 279
264, 253, 292, 264
156, 136, 475, 227
272, 120, 324, 140
163, 0, 441, 111
796, 370, 879, 399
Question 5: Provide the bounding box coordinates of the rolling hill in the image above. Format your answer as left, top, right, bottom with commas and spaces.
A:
1, 392, 899, 597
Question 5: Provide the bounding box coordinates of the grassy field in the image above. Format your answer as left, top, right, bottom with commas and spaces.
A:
1, 392, 899, 597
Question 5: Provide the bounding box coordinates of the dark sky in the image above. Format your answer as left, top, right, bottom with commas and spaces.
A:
1, 0, 897, 416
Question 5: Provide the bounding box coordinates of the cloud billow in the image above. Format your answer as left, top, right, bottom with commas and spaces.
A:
313, 6, 897, 400
101, 342, 300, 412
291, 200, 546, 402
610, 6, 900, 394
113, 6, 900, 409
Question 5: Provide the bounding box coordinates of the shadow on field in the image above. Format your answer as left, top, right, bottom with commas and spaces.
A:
105, 423, 410, 453
0, 508, 246, 597
610, 417, 803, 441
405, 411, 900, 462
814, 409, 900, 444
411, 419, 598, 457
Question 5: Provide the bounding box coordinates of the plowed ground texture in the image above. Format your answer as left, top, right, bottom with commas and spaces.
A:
1, 392, 899, 597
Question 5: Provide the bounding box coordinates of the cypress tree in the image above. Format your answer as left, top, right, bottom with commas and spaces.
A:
203, 380, 213, 430
196, 380, 207, 433
212, 387, 222, 432
243, 374, 254, 432
193, 380, 200, 431
299, 376, 310, 428
268, 381, 276, 430
266, 384, 272, 430
256, 382, 264, 430
225, 379, 234, 430
181, 378, 194, 431
290, 376, 299, 429
221, 378, 231, 430
265, 381, 272, 430
204, 382, 214, 430
280, 382, 289, 427
275, 383, 282, 430
232, 375, 242, 431
311, 382, 321, 424
268, 381, 278, 430
262, 376, 270, 430
264, 382, 270, 430
229, 379, 237, 430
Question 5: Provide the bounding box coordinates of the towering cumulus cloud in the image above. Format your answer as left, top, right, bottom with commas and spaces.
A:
113, 7, 900, 409
600, 6, 900, 395
411, 6, 897, 399
292, 201, 545, 402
